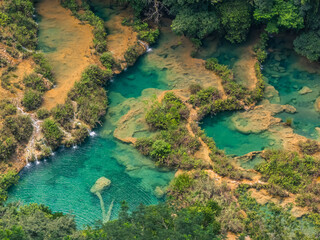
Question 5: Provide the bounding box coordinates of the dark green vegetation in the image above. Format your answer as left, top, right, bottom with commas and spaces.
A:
22, 89, 43, 111
121, 0, 320, 62
0, 0, 38, 49
68, 65, 112, 127
257, 150, 320, 194
0, 100, 33, 161
42, 119, 63, 149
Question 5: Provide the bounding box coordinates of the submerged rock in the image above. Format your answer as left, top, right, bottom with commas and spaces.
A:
154, 186, 166, 199
298, 86, 312, 95
314, 97, 320, 112
90, 177, 111, 194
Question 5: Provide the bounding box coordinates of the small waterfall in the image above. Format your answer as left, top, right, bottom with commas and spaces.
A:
138, 40, 151, 52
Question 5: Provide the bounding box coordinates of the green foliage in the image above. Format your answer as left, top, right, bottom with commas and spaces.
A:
23, 73, 47, 92
42, 119, 63, 149
150, 140, 171, 160
0, 128, 17, 161
257, 150, 320, 193
170, 173, 194, 194
60, 0, 79, 13
22, 89, 43, 111
124, 44, 144, 66
294, 30, 320, 62
237, 191, 315, 239
36, 108, 50, 120
171, 8, 220, 39
188, 86, 220, 107
218, 0, 252, 43
0, 203, 76, 239
0, 170, 18, 204
0, 100, 16, 118
134, 21, 160, 45
73, 201, 222, 240
299, 139, 320, 155
51, 100, 74, 128
253, 0, 304, 34
32, 53, 54, 82
189, 83, 202, 95
100, 52, 115, 69
146, 92, 189, 130
1, 0, 38, 49
68, 65, 111, 127
4, 115, 33, 143
71, 125, 89, 144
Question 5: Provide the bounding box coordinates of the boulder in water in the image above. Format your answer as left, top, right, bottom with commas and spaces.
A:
90, 177, 111, 194
298, 86, 312, 95
315, 97, 320, 112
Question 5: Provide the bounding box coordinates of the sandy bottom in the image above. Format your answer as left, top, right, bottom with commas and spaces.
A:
37, 0, 95, 109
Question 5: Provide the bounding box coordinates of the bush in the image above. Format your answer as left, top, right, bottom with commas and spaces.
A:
169, 173, 194, 195
0, 170, 19, 203
23, 73, 47, 92
135, 137, 154, 155
150, 140, 171, 161
36, 108, 50, 120
124, 44, 144, 66
4, 115, 33, 143
22, 89, 43, 111
0, 100, 16, 118
189, 84, 202, 94
51, 100, 74, 127
146, 92, 189, 130
188, 87, 220, 107
299, 139, 320, 155
257, 150, 320, 193
0, 133, 17, 161
42, 119, 63, 149
71, 125, 88, 144
100, 52, 115, 69
33, 53, 54, 82
68, 65, 111, 127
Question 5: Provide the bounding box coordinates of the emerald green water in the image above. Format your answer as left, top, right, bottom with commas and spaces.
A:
201, 112, 272, 156
8, 2, 174, 227
264, 37, 320, 139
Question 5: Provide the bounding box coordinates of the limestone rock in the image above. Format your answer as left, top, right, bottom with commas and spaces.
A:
298, 86, 312, 95
154, 186, 166, 199
314, 97, 320, 112
90, 177, 111, 194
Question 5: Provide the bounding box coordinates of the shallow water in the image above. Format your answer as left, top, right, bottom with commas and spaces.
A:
264, 37, 320, 139
201, 112, 273, 156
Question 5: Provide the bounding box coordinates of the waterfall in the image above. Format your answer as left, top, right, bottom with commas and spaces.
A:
138, 40, 152, 52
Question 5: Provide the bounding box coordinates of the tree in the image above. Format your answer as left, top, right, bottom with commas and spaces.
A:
219, 0, 252, 43
294, 30, 320, 61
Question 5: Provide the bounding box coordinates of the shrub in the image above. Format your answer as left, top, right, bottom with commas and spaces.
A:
4, 115, 33, 142
72, 125, 88, 144
100, 52, 115, 69
42, 119, 63, 149
51, 100, 74, 127
37, 108, 50, 120
257, 150, 320, 193
23, 73, 47, 92
169, 173, 194, 194
146, 92, 189, 130
188, 87, 220, 107
189, 83, 202, 94
135, 137, 154, 156
68, 65, 111, 127
299, 139, 320, 155
0, 170, 19, 203
124, 44, 143, 66
22, 89, 43, 111
33, 53, 54, 82
0, 100, 16, 118
150, 140, 171, 161
0, 134, 17, 161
